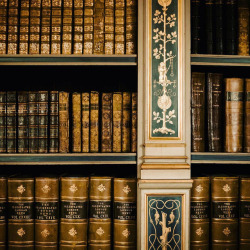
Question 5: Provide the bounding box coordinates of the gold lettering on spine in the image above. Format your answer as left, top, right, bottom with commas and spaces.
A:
115, 0, 125, 54
131, 92, 137, 152
105, 0, 115, 54
72, 93, 81, 152
84, 0, 94, 54
90, 91, 99, 152
113, 92, 122, 152
82, 93, 90, 152
122, 92, 131, 152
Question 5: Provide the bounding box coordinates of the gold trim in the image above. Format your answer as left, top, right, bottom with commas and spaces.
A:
141, 163, 190, 169
143, 156, 188, 159
144, 143, 186, 147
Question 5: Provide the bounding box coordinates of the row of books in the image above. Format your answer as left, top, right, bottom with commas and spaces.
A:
0, 176, 137, 249
0, 0, 137, 55
191, 176, 250, 250
191, 73, 249, 153
0, 91, 137, 153
191, 0, 250, 55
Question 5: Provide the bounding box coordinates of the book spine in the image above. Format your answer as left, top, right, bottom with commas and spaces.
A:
6, 91, 17, 153
29, 0, 41, 54
38, 91, 48, 153
225, 78, 244, 152
72, 92, 81, 152
19, 0, 29, 54
204, 0, 214, 54
62, 0, 73, 54
88, 177, 112, 249
84, 0, 94, 54
28, 91, 39, 153
0, 178, 7, 249
0, 0, 7, 54
0, 92, 6, 153
59, 91, 69, 153
101, 93, 112, 153
214, 0, 224, 54
73, 0, 84, 54
49, 91, 59, 153
245, 79, 250, 152
115, 0, 125, 54
104, 0, 114, 54
131, 92, 137, 153
113, 178, 137, 249
90, 91, 99, 152
126, 0, 136, 54
191, 0, 201, 54
240, 178, 250, 249
190, 177, 210, 250
17, 91, 29, 153
60, 177, 89, 249
41, 0, 51, 54
8, 178, 35, 248
211, 177, 239, 249
122, 92, 131, 152
191, 72, 205, 152
112, 92, 122, 152
81, 93, 90, 152
51, 0, 62, 54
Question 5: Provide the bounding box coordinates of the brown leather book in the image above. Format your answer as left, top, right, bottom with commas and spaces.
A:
115, 0, 125, 54
84, 0, 94, 54
191, 72, 205, 152
225, 78, 244, 152
19, 0, 29, 54
82, 93, 90, 152
211, 177, 239, 249
122, 92, 131, 152
0, 177, 7, 249
0, 92, 6, 153
244, 79, 250, 152
0, 0, 7, 54
190, 177, 210, 250
131, 92, 137, 153
207, 73, 223, 152
90, 91, 99, 152
72, 93, 81, 152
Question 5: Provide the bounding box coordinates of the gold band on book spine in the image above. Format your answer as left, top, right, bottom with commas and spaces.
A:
72, 93, 81, 152
122, 92, 131, 152
0, 0, 7, 54
8, 0, 18, 54
90, 91, 99, 152
84, 0, 94, 54
105, 0, 114, 54
113, 92, 122, 152
82, 93, 90, 152
41, 0, 51, 54
245, 79, 250, 152
115, 0, 125, 54
0, 92, 6, 153
19, 0, 29, 54
131, 93, 137, 153
0, 177, 7, 249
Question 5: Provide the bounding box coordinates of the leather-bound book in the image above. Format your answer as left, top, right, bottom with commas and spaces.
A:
225, 0, 237, 55
29, 0, 41, 54
35, 177, 59, 249
17, 91, 29, 153
0, 92, 6, 153
72, 92, 81, 152
112, 92, 122, 152
211, 177, 239, 249
7, 0, 19, 54
19, 0, 29, 54
88, 176, 112, 250
6, 91, 17, 153
59, 92, 69, 153
0, 177, 7, 250
240, 177, 250, 250
214, 0, 224, 54
131, 92, 137, 153
225, 78, 244, 152
190, 177, 210, 250
113, 178, 136, 250
28, 91, 39, 153
104, 0, 115, 54
82, 93, 90, 152
60, 177, 89, 249
207, 73, 223, 152
41, 0, 51, 54
0, 0, 7, 54
122, 92, 131, 152
73, 0, 84, 54
238, 0, 250, 55
244, 79, 250, 152
204, 0, 214, 54
90, 91, 99, 152
49, 91, 59, 153
191, 72, 205, 152
62, 0, 73, 54
8, 177, 35, 249
83, 0, 94, 54
101, 93, 112, 153
115, 0, 125, 54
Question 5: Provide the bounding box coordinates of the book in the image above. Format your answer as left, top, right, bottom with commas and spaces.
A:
191, 72, 205, 152
90, 91, 99, 152
225, 78, 244, 152
88, 176, 112, 249
214, 0, 224, 54
211, 177, 239, 249
245, 79, 250, 153
8, 177, 35, 249
204, 0, 214, 54
115, 0, 125, 54
35, 177, 59, 249
0, 0, 7, 54
0, 92, 6, 153
131, 92, 137, 153
190, 177, 210, 250
113, 92, 122, 152
72, 92, 81, 152
60, 177, 89, 249
207, 73, 223, 152
122, 92, 131, 152
0, 177, 7, 249
82, 93, 90, 152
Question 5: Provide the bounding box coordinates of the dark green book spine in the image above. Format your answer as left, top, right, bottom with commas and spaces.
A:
0, 92, 6, 153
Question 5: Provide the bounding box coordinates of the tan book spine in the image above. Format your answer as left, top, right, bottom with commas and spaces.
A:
35, 177, 59, 248
19, 0, 29, 54
41, 0, 51, 54
90, 91, 99, 152
88, 177, 112, 249
211, 177, 239, 249
245, 79, 250, 152
122, 92, 131, 152
82, 93, 90, 152
73, 0, 84, 54
84, 0, 94, 54
115, 0, 125, 54
101, 93, 112, 152
72, 92, 81, 152
0, 0, 7, 54
131, 92, 137, 153
0, 178, 7, 249
60, 177, 89, 249
105, 0, 114, 54
225, 78, 244, 152
0, 92, 6, 153
113, 178, 137, 249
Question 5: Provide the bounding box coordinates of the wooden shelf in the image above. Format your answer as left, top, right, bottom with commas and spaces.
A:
0, 153, 137, 165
